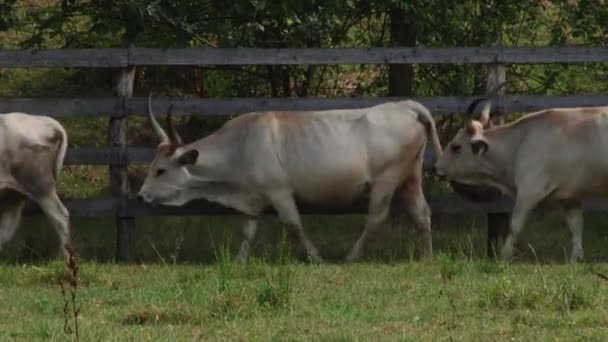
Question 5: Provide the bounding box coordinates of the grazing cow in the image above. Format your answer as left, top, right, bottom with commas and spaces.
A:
435, 86, 608, 262
0, 113, 70, 255
138, 97, 442, 262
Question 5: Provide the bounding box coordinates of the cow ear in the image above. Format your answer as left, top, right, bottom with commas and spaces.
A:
471, 139, 489, 155
177, 149, 199, 165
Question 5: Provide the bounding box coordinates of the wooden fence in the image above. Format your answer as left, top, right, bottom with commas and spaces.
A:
2, 46, 608, 261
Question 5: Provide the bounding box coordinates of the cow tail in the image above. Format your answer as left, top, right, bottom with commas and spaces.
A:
410, 101, 442, 160
53, 121, 69, 180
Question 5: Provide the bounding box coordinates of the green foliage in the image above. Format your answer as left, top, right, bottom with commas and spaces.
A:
0, 0, 17, 32
2, 0, 605, 102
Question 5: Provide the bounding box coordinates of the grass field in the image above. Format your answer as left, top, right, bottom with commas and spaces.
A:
1, 254, 608, 341
0, 212, 608, 340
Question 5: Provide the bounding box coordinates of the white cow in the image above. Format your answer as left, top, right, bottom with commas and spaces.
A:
0, 113, 70, 255
138, 97, 442, 262
435, 88, 608, 262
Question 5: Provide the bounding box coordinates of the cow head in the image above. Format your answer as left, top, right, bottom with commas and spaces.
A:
434, 84, 506, 202
137, 96, 199, 206
434, 99, 492, 182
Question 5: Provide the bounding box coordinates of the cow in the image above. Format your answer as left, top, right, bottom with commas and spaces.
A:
137, 97, 442, 262
435, 85, 608, 262
0, 113, 70, 256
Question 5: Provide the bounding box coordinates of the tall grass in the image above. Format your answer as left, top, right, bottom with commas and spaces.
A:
256, 231, 293, 310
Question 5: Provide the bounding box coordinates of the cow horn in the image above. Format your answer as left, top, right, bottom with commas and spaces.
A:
165, 104, 182, 146
147, 94, 170, 144
465, 81, 507, 127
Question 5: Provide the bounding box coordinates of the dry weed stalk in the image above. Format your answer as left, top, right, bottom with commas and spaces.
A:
58, 243, 80, 342
597, 273, 608, 281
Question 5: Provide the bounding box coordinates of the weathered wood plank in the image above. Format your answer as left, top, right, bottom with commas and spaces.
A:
3, 95, 607, 118
4, 95, 605, 118
65, 147, 151, 166
111, 66, 136, 262
25, 195, 508, 217
0, 98, 120, 117
22, 195, 608, 217
0, 47, 606, 68
0, 49, 128, 67
131, 95, 608, 115
130, 47, 608, 65
486, 60, 510, 257
64, 147, 437, 169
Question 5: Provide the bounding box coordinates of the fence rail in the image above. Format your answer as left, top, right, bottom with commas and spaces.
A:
2, 95, 608, 118
1, 47, 608, 67
65, 147, 440, 170
21, 195, 608, 218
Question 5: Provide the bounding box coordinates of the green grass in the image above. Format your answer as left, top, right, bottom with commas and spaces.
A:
0, 212, 607, 340
1, 256, 608, 341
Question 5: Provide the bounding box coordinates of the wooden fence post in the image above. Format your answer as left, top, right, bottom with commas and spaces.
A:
485, 46, 510, 258
111, 62, 136, 262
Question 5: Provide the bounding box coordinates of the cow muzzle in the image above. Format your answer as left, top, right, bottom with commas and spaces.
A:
136, 192, 153, 204
433, 163, 446, 177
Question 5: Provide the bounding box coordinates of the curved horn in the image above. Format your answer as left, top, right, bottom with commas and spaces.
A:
478, 100, 492, 126
147, 94, 169, 144
465, 81, 507, 126
466, 98, 486, 116
165, 104, 182, 146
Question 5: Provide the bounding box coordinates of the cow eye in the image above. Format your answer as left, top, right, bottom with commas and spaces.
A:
156, 169, 166, 177
450, 144, 462, 153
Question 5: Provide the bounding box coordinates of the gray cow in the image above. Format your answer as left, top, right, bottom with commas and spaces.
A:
138, 97, 442, 262
0, 113, 70, 255
435, 88, 608, 262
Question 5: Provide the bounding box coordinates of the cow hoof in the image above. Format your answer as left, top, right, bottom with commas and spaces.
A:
500, 245, 515, 261
420, 252, 433, 260
307, 254, 324, 264
569, 253, 584, 264
344, 252, 359, 264
236, 255, 249, 264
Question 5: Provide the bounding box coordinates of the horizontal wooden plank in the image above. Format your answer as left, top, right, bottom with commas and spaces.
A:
65, 147, 155, 166
0, 98, 121, 117
4, 95, 608, 118
132, 47, 608, 65
1, 47, 606, 67
64, 147, 437, 169
22, 195, 506, 217
21, 195, 608, 218
132, 95, 608, 116
0, 49, 128, 67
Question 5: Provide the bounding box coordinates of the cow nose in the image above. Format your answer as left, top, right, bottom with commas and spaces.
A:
136, 192, 147, 203
433, 164, 445, 177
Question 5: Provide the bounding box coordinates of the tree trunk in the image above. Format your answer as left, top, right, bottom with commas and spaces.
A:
388, 6, 416, 96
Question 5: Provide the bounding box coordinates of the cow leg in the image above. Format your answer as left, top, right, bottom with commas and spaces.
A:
501, 196, 537, 260
0, 200, 25, 250
565, 205, 584, 263
401, 180, 433, 258
268, 191, 322, 263
36, 191, 71, 257
345, 182, 395, 263
236, 219, 258, 263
